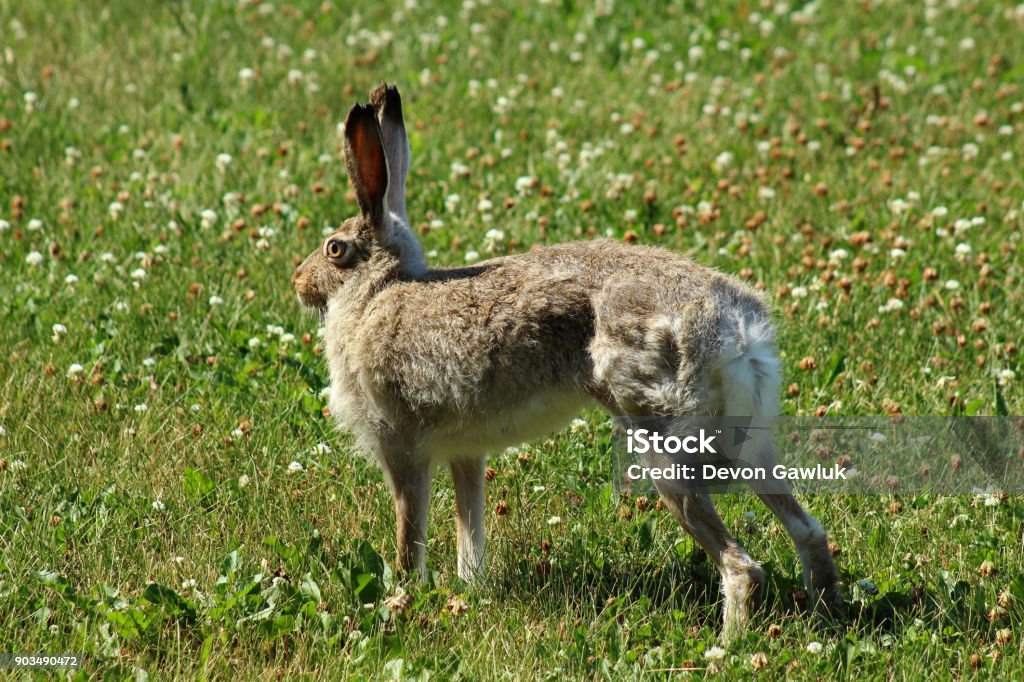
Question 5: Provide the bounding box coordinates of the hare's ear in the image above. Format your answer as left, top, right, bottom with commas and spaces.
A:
343, 103, 389, 233
369, 83, 410, 223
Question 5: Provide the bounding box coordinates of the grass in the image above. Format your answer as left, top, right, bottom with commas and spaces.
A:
1, 0, 1023, 678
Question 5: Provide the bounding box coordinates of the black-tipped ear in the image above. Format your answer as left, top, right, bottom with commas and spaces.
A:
343, 103, 389, 228
369, 83, 410, 223
370, 83, 404, 127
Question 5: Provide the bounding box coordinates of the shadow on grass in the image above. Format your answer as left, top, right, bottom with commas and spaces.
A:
480, 544, 994, 640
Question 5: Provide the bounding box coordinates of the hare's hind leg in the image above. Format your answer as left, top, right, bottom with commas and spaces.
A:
655, 488, 765, 643
754, 445, 842, 618
451, 458, 486, 582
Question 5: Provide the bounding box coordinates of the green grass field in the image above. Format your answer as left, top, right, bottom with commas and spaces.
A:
2, 0, 1023, 678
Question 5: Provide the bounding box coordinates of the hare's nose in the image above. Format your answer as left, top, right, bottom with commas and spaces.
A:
291, 263, 305, 285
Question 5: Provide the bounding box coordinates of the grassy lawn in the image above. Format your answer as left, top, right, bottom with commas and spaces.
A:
1, 0, 1023, 678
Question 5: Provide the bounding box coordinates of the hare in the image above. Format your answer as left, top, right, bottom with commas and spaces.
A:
292, 83, 842, 641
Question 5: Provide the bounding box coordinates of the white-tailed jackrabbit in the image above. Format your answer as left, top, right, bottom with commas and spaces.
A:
293, 83, 842, 640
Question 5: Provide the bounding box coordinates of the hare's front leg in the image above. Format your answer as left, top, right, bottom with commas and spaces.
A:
383, 458, 432, 578
451, 458, 486, 582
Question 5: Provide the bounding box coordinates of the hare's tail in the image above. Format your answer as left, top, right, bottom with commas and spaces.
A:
709, 310, 781, 468
713, 310, 781, 419
716, 307, 778, 413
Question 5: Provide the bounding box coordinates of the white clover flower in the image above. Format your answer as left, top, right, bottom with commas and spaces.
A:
515, 176, 536, 194
52, 323, 67, 337
209, 295, 224, 307
181, 578, 196, 589
445, 193, 461, 212
547, 516, 561, 526
247, 337, 261, 349
758, 186, 776, 200
484, 228, 505, 242
704, 646, 726, 661
314, 443, 332, 455
477, 197, 494, 213
130, 268, 147, 280
464, 250, 480, 263
142, 357, 156, 368
0, 219, 9, 231
999, 369, 1016, 386
239, 67, 256, 83
134, 403, 148, 413
215, 153, 233, 173
806, 641, 823, 654
888, 198, 911, 215
879, 298, 904, 314
67, 363, 84, 378
200, 208, 218, 229
713, 151, 734, 169
790, 286, 808, 298
152, 499, 166, 511
944, 279, 961, 290
190, 404, 201, 412
238, 474, 251, 488
570, 418, 588, 433
64, 273, 79, 285
624, 209, 639, 223
280, 333, 295, 344
231, 428, 244, 438
288, 461, 304, 473
25, 251, 44, 266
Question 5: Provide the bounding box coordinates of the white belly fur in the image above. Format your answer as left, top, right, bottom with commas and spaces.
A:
420, 388, 593, 461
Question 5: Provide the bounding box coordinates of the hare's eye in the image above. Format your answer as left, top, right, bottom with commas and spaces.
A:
325, 239, 349, 262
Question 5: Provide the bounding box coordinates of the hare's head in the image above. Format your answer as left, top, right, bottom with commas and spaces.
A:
293, 84, 425, 312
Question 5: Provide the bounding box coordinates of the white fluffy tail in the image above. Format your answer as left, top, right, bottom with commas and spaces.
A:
713, 312, 781, 467
715, 312, 781, 418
